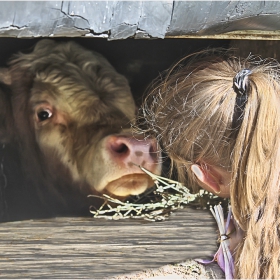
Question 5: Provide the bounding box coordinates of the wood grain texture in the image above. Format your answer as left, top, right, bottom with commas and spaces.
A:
0, 207, 218, 279
0, 1, 280, 39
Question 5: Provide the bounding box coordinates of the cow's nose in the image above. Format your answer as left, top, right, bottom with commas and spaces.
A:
106, 135, 159, 166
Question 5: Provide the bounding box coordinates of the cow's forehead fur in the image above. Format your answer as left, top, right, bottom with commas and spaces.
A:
10, 39, 136, 124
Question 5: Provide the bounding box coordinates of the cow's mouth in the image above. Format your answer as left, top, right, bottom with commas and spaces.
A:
105, 174, 154, 197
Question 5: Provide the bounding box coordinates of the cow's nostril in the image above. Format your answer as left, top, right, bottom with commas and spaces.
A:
111, 143, 129, 154
149, 143, 158, 161
149, 144, 155, 154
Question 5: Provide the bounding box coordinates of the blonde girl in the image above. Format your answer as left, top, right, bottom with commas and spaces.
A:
140, 49, 280, 279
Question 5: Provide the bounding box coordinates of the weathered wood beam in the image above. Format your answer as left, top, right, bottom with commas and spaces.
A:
0, 1, 280, 40
0, 207, 220, 278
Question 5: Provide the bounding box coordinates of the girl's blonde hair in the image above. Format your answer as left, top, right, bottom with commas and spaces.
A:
140, 49, 280, 279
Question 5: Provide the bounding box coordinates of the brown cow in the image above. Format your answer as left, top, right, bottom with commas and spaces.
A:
0, 40, 161, 221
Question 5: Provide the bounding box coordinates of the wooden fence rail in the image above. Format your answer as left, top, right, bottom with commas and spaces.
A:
0, 207, 221, 279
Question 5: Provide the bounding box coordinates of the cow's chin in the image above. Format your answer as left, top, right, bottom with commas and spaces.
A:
104, 174, 154, 197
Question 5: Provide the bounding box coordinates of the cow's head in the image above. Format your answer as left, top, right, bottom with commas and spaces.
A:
0, 40, 161, 213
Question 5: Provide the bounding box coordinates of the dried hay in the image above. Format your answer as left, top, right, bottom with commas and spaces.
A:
89, 165, 228, 221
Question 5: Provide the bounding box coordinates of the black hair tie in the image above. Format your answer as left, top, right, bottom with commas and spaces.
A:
232, 69, 252, 131
233, 69, 252, 95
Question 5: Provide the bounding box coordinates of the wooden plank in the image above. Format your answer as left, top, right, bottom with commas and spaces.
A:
0, 207, 219, 279
0, 1, 280, 39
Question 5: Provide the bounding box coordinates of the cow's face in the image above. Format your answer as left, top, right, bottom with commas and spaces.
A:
2, 40, 161, 203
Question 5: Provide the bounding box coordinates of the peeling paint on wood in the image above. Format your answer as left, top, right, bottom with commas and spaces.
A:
138, 1, 173, 39
0, 1, 280, 40
109, 1, 142, 40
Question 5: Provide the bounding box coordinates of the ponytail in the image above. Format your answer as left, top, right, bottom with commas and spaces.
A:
231, 72, 280, 278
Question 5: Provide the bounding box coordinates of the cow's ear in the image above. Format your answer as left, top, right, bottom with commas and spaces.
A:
0, 85, 14, 143
0, 68, 11, 85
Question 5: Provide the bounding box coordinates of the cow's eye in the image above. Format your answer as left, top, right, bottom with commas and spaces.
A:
37, 109, 52, 122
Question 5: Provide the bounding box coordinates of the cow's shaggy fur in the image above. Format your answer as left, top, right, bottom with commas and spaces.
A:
0, 40, 160, 221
